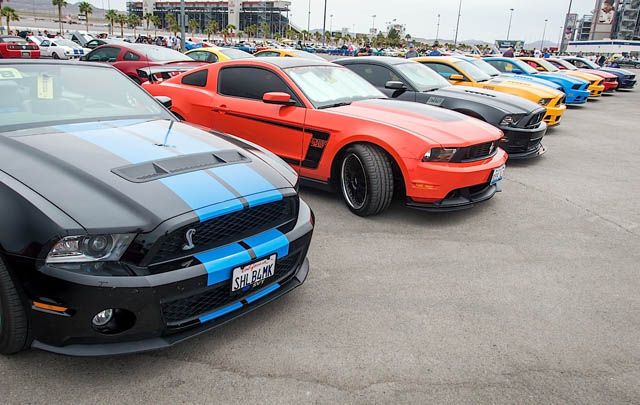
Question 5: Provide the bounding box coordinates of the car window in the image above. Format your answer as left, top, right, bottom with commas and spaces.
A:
187, 51, 209, 62
41, 40, 50, 46
87, 46, 120, 62
218, 48, 253, 59
123, 51, 140, 61
422, 62, 460, 79
256, 51, 280, 57
486, 60, 525, 74
572, 60, 586, 68
218, 67, 298, 103
181, 69, 208, 87
345, 64, 402, 88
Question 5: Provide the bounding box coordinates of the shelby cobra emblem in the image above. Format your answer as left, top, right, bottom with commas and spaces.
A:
182, 228, 197, 251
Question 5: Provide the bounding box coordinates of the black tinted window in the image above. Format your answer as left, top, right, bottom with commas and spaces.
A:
218, 67, 295, 101
87, 46, 120, 62
344, 64, 402, 87
124, 51, 140, 61
181, 69, 208, 87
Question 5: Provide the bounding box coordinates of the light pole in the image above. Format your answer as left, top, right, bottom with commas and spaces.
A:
453, 0, 462, 49
322, 0, 327, 46
507, 8, 514, 40
436, 13, 440, 43
557, 26, 563, 51
541, 18, 548, 49
330, 14, 333, 33
180, 0, 185, 52
307, 0, 311, 34
560, 0, 573, 52
371, 14, 376, 33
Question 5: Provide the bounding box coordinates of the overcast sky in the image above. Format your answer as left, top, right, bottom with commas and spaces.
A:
100, 0, 598, 43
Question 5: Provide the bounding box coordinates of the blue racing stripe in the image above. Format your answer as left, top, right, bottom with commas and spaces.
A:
245, 283, 280, 304
119, 120, 220, 155
199, 302, 243, 323
244, 229, 290, 259
55, 122, 242, 222
195, 243, 253, 286
211, 164, 283, 206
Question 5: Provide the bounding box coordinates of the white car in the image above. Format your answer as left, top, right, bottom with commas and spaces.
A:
38, 38, 90, 59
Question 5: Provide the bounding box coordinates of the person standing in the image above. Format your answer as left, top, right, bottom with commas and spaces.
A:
543, 48, 551, 58
429, 45, 441, 56
357, 43, 373, 56
503, 47, 515, 57
534, 48, 541, 58
405, 44, 419, 58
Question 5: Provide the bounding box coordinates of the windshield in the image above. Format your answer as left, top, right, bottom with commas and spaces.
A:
514, 60, 539, 74
0, 64, 169, 132
468, 58, 501, 77
56, 39, 80, 48
395, 62, 450, 91
135, 46, 193, 62
577, 58, 599, 69
453, 60, 492, 82
535, 59, 559, 72
219, 48, 254, 59
1, 37, 26, 44
286, 66, 385, 108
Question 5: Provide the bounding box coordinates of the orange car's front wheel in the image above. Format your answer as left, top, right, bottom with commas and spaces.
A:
339, 144, 394, 217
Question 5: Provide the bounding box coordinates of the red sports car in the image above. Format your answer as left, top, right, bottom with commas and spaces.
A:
79, 43, 205, 84
143, 58, 507, 216
546, 58, 619, 92
0, 36, 40, 59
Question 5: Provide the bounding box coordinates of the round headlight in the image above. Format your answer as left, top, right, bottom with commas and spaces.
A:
84, 235, 113, 257
92, 309, 113, 326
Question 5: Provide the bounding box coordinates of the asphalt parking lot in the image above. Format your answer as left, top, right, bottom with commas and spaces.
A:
1, 71, 639, 404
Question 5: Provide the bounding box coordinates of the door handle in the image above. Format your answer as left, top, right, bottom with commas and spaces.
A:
213, 105, 228, 114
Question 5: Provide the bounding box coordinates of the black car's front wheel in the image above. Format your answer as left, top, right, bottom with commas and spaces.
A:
0, 256, 30, 355
339, 144, 394, 217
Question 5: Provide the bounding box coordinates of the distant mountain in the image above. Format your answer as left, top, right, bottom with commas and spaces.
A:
525, 40, 559, 50
10, 0, 107, 18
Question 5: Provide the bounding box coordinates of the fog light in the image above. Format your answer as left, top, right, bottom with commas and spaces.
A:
92, 309, 113, 326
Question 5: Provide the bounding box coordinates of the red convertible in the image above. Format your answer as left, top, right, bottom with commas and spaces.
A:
143, 58, 507, 216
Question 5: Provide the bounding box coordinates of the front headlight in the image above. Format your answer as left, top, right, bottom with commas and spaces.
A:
423, 147, 457, 162
46, 234, 135, 264
538, 98, 552, 106
500, 114, 524, 127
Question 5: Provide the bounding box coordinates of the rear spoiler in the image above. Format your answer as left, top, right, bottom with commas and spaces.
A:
137, 65, 202, 83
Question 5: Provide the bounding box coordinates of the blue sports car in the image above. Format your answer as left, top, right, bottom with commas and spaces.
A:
0, 60, 313, 356
563, 57, 637, 90
484, 57, 591, 104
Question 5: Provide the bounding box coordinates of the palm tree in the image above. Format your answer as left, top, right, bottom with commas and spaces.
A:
246, 24, 257, 40
333, 32, 342, 45
313, 31, 321, 43
188, 19, 199, 39
205, 20, 218, 41
324, 31, 331, 44
166, 13, 178, 36
259, 21, 269, 39
128, 14, 141, 37
143, 12, 153, 34
225, 24, 235, 42
285, 28, 295, 40
51, 0, 67, 34
151, 15, 160, 38
105, 9, 117, 36
0, 0, 10, 19
77, 2, 92, 34
114, 13, 127, 37
1, 7, 18, 33
237, 31, 243, 41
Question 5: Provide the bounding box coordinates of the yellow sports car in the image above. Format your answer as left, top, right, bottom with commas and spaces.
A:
185, 47, 253, 63
413, 56, 567, 126
519, 57, 605, 97
254, 48, 326, 61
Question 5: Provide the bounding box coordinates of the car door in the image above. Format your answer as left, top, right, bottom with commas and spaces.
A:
343, 63, 416, 101
113, 50, 148, 81
212, 65, 306, 166
39, 39, 52, 57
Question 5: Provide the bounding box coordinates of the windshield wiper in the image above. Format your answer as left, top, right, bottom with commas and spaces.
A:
318, 101, 352, 109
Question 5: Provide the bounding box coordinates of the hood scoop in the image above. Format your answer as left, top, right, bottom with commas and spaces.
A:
463, 89, 496, 97
112, 150, 249, 183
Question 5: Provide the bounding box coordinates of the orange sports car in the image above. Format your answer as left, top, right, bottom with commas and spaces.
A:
143, 58, 507, 216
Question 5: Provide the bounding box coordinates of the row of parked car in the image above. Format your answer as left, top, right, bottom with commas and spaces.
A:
0, 42, 635, 356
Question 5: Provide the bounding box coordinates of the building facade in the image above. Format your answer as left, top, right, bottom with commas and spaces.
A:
127, 0, 293, 37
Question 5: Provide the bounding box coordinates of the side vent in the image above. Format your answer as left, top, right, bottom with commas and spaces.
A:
112, 151, 249, 183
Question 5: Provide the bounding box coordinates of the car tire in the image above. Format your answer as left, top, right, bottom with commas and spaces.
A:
339, 144, 394, 217
0, 255, 31, 355
52, 52, 60, 59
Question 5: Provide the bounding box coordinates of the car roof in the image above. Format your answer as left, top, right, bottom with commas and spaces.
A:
0, 59, 114, 69
413, 56, 462, 64
334, 56, 413, 66
238, 57, 334, 69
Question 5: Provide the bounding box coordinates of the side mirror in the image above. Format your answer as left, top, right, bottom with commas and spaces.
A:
262, 92, 296, 106
449, 74, 465, 81
385, 80, 406, 90
155, 96, 172, 109
511, 68, 523, 74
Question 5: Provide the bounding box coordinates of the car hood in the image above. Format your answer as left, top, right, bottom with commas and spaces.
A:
435, 86, 539, 114
328, 98, 503, 147
576, 69, 616, 79
601, 67, 634, 76
500, 73, 564, 91
0, 119, 291, 233
537, 71, 588, 85
486, 76, 562, 98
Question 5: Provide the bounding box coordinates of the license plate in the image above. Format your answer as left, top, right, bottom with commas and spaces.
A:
21, 51, 31, 58
490, 165, 505, 185
231, 254, 276, 293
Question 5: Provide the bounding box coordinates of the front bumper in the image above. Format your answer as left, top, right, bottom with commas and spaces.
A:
618, 79, 636, 89
404, 148, 507, 209
564, 89, 590, 104
27, 200, 314, 356
603, 81, 618, 92
543, 104, 566, 127
500, 121, 547, 159
588, 84, 605, 97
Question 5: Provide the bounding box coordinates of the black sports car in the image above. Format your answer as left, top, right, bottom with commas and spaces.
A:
335, 57, 548, 159
0, 60, 313, 356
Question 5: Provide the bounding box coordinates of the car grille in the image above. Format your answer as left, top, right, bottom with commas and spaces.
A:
572, 84, 582, 90
148, 197, 298, 265
161, 252, 301, 326
452, 141, 498, 163
525, 111, 545, 128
